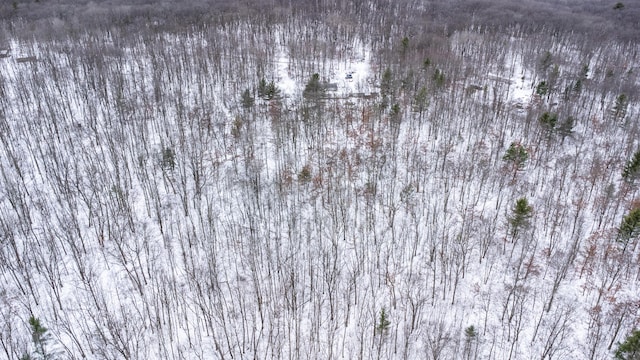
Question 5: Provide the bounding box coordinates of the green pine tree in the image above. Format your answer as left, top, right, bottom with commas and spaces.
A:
257, 78, 268, 98
161, 146, 176, 170
539, 112, 558, 131
401, 36, 409, 55
303, 73, 324, 98
503, 142, 529, 170
241, 88, 254, 108
31, 317, 48, 358
465, 325, 477, 339
622, 150, 640, 182
257, 79, 280, 100
391, 103, 401, 118
381, 68, 393, 97
265, 81, 280, 100
509, 197, 533, 238
22, 316, 56, 360
618, 207, 640, 243
573, 79, 582, 93
413, 86, 428, 113
614, 93, 628, 119
581, 64, 589, 78
536, 81, 549, 96
539, 51, 552, 72
615, 329, 640, 360
464, 325, 478, 359
376, 308, 391, 334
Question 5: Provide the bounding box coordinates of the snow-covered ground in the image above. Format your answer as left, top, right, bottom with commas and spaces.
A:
274, 39, 374, 99
1, 18, 639, 360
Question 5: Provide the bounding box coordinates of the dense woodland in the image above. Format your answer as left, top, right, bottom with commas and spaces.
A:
1, 0, 640, 359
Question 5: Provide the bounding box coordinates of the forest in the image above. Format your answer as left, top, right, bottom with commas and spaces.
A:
1, 0, 639, 359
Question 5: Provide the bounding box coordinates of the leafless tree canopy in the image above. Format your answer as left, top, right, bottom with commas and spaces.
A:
0, 0, 639, 359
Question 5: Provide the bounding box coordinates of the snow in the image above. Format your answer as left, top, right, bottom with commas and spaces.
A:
1, 18, 639, 360
327, 48, 372, 95
274, 39, 374, 100
275, 50, 297, 98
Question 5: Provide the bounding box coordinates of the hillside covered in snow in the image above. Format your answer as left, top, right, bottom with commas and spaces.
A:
1, 0, 640, 359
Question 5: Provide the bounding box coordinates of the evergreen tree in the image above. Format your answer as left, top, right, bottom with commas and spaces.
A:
539, 112, 558, 131
391, 103, 401, 118
31, 317, 48, 359
615, 329, 640, 360
539, 51, 552, 72
614, 93, 628, 119
376, 308, 391, 334
573, 79, 582, 93
22, 316, 55, 360
536, 81, 549, 96
258, 79, 280, 100
464, 326, 478, 360
161, 146, 176, 170
581, 64, 589, 78
257, 78, 268, 98
381, 68, 393, 97
241, 88, 254, 108
503, 142, 528, 170
380, 68, 394, 109
465, 325, 477, 339
413, 86, 428, 114
622, 150, 640, 182
618, 207, 640, 243
303, 73, 324, 98
509, 197, 533, 238
401, 36, 409, 55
